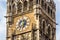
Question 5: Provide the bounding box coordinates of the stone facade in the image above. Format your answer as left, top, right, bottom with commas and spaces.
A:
6, 0, 56, 40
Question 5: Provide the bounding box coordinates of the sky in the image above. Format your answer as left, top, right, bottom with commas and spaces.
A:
0, 0, 60, 40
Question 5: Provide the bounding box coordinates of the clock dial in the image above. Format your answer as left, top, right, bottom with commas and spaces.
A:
16, 16, 30, 30
19, 19, 27, 28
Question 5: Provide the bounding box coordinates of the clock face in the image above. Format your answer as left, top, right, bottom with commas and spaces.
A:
19, 19, 27, 28
16, 16, 30, 30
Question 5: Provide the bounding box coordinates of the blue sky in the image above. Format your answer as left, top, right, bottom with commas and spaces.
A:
0, 0, 60, 40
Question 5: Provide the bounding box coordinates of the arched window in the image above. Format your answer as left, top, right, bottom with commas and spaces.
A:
12, 4, 16, 14
36, 0, 40, 4
9, 5, 11, 13
17, 2, 22, 13
51, 10, 52, 17
36, 0, 39, 4
48, 25, 51, 37
53, 12, 55, 19
29, 0, 33, 10
48, 6, 50, 13
24, 1, 27, 11
43, 21, 45, 32
44, 3, 47, 10
48, 26, 50, 36
41, 0, 44, 7
52, 28, 55, 40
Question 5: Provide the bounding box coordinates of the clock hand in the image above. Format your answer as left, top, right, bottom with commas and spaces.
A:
21, 20, 25, 27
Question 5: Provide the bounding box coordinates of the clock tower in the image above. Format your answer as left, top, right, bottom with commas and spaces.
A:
6, 0, 56, 40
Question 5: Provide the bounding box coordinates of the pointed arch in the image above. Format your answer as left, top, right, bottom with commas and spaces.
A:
36, 0, 40, 4
48, 24, 51, 37
23, 0, 28, 11
42, 19, 46, 33
17, 2, 22, 13
12, 4, 16, 14
43, 21, 45, 32
29, 0, 33, 10
9, 5, 11, 13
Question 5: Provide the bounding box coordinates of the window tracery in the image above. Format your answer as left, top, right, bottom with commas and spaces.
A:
23, 1, 27, 11
29, 0, 33, 10
17, 2, 22, 13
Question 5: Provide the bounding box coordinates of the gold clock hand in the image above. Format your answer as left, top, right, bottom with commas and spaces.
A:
21, 20, 25, 27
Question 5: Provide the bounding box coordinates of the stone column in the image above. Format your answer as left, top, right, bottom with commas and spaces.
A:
50, 27, 52, 40
22, 1, 23, 13
27, 0, 29, 11
15, 2, 17, 14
